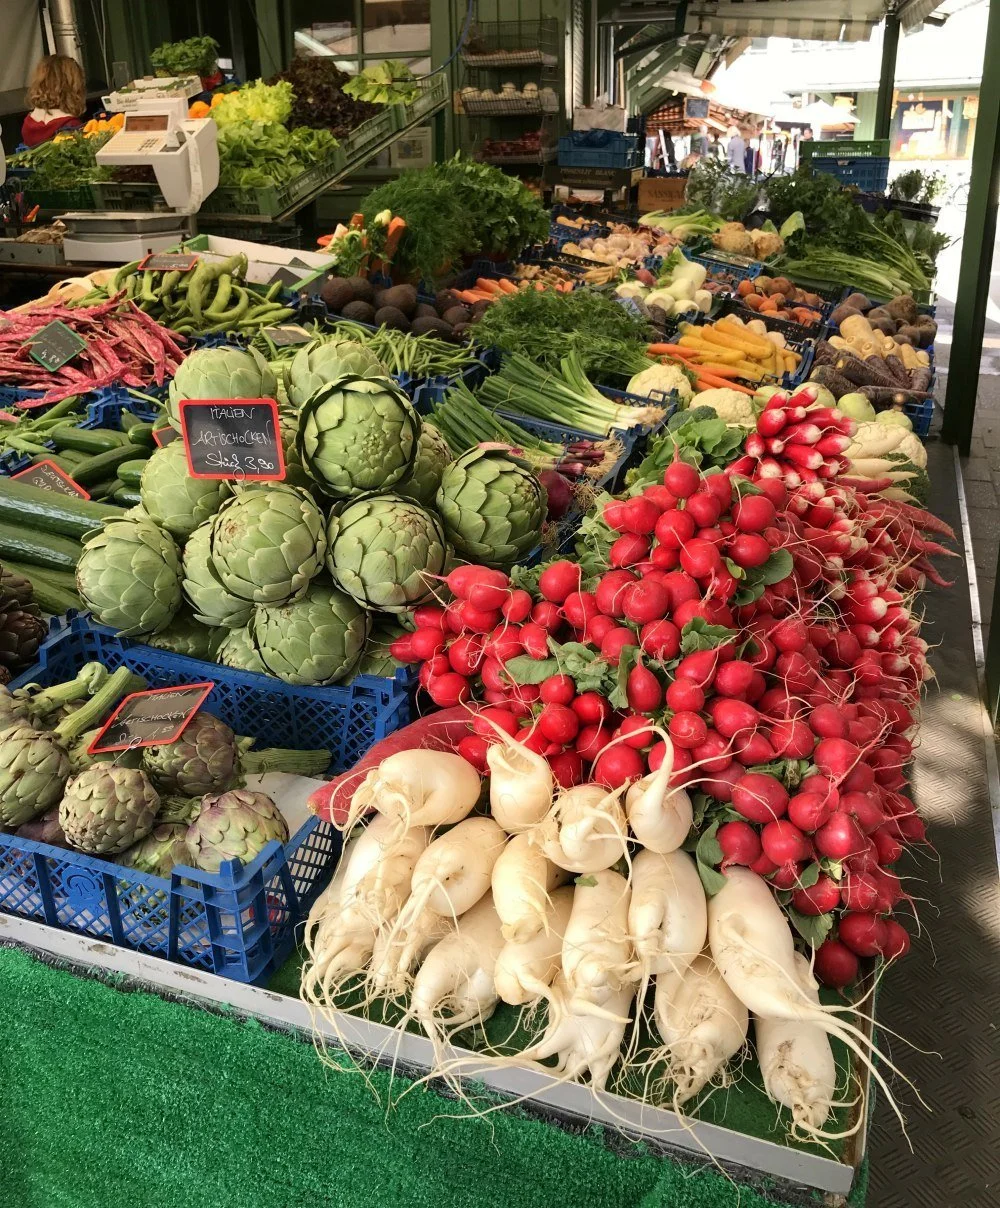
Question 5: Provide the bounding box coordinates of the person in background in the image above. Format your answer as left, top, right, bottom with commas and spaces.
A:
744, 126, 755, 175
21, 55, 85, 148
691, 124, 710, 157
727, 125, 746, 173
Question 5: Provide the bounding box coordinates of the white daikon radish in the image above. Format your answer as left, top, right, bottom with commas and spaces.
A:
653, 952, 748, 1103
492, 831, 570, 943
626, 739, 693, 853
523, 973, 636, 1091
629, 849, 707, 984
341, 749, 481, 832
562, 868, 634, 1010
538, 784, 628, 874
487, 731, 554, 833
494, 886, 574, 1006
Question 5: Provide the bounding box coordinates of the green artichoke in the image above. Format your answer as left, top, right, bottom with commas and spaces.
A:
296, 375, 420, 499
209, 485, 327, 606
59, 765, 160, 856
326, 494, 448, 613
355, 619, 408, 678
249, 584, 368, 686
286, 339, 386, 409
436, 448, 547, 568
67, 728, 143, 774
186, 789, 290, 873
216, 626, 272, 676
76, 516, 182, 636
117, 822, 190, 877
146, 610, 223, 661
166, 346, 276, 428
181, 522, 254, 630
396, 421, 452, 508
156, 796, 203, 826
140, 442, 232, 540
143, 711, 242, 797
0, 722, 72, 827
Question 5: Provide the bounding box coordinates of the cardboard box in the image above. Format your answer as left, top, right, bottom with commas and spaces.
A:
573, 102, 627, 133
637, 176, 688, 213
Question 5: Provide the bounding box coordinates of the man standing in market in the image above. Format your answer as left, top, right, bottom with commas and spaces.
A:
727, 125, 746, 173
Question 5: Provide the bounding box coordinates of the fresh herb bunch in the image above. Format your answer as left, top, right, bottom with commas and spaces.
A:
343, 61, 420, 106
361, 154, 547, 281
473, 288, 653, 381
762, 169, 866, 250
10, 132, 113, 187
684, 159, 760, 222
888, 168, 946, 205
149, 36, 219, 78
269, 58, 380, 135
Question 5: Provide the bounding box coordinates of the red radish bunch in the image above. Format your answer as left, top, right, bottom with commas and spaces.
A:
728, 385, 855, 491
389, 419, 958, 988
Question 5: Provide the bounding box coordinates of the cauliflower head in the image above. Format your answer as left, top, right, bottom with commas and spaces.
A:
627, 363, 694, 404
691, 387, 756, 427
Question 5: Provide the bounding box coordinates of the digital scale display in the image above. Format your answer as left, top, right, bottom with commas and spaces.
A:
125, 113, 169, 133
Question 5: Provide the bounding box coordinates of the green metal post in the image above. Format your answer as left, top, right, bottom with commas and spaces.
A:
873, 15, 899, 140
942, 0, 1000, 456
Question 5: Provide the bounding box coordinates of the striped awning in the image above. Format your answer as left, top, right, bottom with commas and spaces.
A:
683, 1, 886, 42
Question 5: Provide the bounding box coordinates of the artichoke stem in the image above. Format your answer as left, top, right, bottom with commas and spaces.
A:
22, 662, 110, 721
54, 667, 149, 745
241, 748, 331, 778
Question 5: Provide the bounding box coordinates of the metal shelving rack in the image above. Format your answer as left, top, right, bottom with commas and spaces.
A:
457, 19, 562, 172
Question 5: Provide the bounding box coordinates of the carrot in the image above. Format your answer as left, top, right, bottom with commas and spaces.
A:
456, 289, 491, 305
497, 278, 519, 295
695, 371, 754, 394
701, 325, 772, 359
647, 343, 687, 356
695, 363, 745, 379
476, 278, 505, 296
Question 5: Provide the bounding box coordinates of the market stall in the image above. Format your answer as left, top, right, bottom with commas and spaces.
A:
0, 85, 965, 1205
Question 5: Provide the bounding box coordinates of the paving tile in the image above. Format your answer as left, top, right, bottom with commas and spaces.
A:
963, 478, 999, 509
962, 457, 994, 482
966, 507, 1000, 541
974, 544, 999, 575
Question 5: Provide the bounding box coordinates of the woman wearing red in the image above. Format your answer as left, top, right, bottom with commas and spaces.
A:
21, 54, 85, 148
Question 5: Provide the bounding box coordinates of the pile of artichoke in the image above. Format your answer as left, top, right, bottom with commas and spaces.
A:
75, 343, 548, 687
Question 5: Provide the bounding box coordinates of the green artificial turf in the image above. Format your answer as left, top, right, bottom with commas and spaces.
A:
0, 945, 866, 1208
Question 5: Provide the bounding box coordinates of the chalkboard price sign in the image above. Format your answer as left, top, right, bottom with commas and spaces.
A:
87, 683, 215, 755
684, 97, 710, 120
178, 398, 286, 481
24, 320, 87, 372
153, 425, 181, 448
12, 459, 90, 499
138, 252, 199, 272
266, 264, 309, 289
264, 324, 312, 347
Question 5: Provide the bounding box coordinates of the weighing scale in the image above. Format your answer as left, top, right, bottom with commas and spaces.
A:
64, 75, 220, 262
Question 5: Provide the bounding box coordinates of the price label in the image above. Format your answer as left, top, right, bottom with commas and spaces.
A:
138, 252, 199, 272
266, 264, 310, 289
264, 324, 312, 347
152, 425, 180, 448
12, 459, 90, 499
87, 683, 215, 755
24, 320, 86, 372
178, 398, 286, 482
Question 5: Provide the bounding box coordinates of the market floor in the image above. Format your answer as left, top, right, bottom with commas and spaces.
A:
864, 435, 1000, 1207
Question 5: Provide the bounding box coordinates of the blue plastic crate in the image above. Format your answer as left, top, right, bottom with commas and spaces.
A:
904, 396, 934, 439
0, 613, 415, 983
82, 387, 163, 429
557, 134, 642, 170
810, 156, 890, 194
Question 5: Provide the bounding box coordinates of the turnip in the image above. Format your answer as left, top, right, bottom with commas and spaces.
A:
342, 748, 482, 832
492, 831, 571, 943
538, 783, 629, 873
754, 954, 845, 1141
562, 868, 635, 1010
495, 886, 574, 1006
653, 953, 748, 1104
487, 726, 554, 833
522, 973, 636, 1091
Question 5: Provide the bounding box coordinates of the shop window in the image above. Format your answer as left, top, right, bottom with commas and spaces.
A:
363, 0, 430, 56
294, 0, 429, 65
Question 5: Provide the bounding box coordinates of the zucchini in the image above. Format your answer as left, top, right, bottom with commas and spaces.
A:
0, 559, 77, 592
71, 446, 144, 488
0, 478, 121, 538
117, 459, 148, 488
113, 487, 143, 507
0, 522, 81, 572
119, 411, 140, 431
88, 479, 123, 501
1, 560, 80, 615
48, 426, 128, 455
126, 422, 156, 449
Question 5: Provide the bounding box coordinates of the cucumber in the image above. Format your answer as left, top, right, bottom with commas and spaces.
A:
119, 411, 140, 431
1, 560, 79, 615
113, 487, 143, 507
117, 459, 148, 488
89, 479, 124, 501
0, 522, 81, 572
48, 426, 128, 455
0, 478, 122, 538
126, 422, 156, 449
0, 559, 77, 592
71, 446, 144, 488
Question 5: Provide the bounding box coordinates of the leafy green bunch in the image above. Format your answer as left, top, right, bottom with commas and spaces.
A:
216, 122, 338, 188
9, 132, 113, 187
212, 80, 294, 128
150, 36, 219, 78
343, 61, 420, 106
